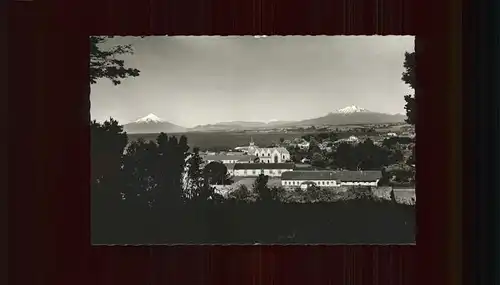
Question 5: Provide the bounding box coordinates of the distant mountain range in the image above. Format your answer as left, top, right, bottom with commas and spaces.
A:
189, 105, 406, 131
123, 106, 407, 134
284, 106, 406, 127
189, 120, 296, 132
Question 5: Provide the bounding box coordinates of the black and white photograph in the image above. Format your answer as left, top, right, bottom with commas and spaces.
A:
90, 36, 416, 244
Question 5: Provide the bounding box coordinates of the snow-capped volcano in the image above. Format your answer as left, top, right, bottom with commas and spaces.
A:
336, 105, 370, 114
124, 113, 187, 134
134, 113, 164, 123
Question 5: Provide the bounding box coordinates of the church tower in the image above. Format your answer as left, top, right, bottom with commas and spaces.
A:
248, 136, 257, 155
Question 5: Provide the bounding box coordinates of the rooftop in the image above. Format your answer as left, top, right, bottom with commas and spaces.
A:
252, 146, 290, 154
234, 163, 296, 170
202, 154, 257, 161
281, 170, 382, 182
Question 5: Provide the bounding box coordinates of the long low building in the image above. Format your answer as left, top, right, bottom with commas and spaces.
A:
281, 170, 382, 188
233, 163, 295, 177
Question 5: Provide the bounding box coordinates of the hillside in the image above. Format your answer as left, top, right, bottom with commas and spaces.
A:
284, 112, 406, 127
189, 120, 296, 132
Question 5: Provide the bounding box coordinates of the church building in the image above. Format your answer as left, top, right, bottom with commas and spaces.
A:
246, 138, 291, 163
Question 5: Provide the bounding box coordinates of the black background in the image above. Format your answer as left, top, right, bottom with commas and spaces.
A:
8, 0, 489, 283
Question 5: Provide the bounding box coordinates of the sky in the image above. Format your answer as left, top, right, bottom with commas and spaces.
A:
90, 36, 415, 127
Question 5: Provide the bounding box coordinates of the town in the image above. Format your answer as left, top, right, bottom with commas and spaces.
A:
195, 123, 416, 204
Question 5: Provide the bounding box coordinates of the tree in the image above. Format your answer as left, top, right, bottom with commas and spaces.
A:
388, 150, 405, 165
329, 132, 339, 142
253, 174, 273, 202
314, 132, 327, 141
382, 137, 397, 148
305, 185, 321, 202
166, 135, 190, 200
151, 133, 188, 206
91, 119, 129, 212
382, 137, 413, 149
203, 161, 232, 185
294, 187, 304, 195
287, 145, 305, 163
270, 186, 285, 201
186, 150, 219, 204
308, 138, 322, 155
332, 140, 393, 171
197, 177, 218, 202
301, 134, 313, 142
357, 139, 392, 170
90, 36, 140, 85
402, 51, 416, 89
186, 147, 205, 199
229, 185, 251, 201
402, 51, 416, 125
406, 145, 416, 166
311, 152, 326, 168
378, 168, 391, 186
347, 186, 375, 200
121, 138, 159, 208
390, 188, 397, 203
91, 118, 128, 184
392, 169, 414, 183
332, 143, 356, 170
279, 137, 285, 144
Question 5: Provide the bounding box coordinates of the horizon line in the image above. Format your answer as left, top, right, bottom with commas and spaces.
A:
92, 110, 407, 127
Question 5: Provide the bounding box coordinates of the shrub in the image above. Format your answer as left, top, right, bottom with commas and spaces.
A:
228, 185, 252, 202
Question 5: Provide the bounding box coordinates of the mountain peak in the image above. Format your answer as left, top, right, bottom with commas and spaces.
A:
336, 105, 369, 114
125, 114, 187, 134
135, 113, 164, 123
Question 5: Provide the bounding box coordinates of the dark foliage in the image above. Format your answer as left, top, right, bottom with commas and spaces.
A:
390, 189, 397, 203
90, 36, 140, 85
311, 152, 327, 168
378, 168, 391, 186
253, 174, 279, 202
407, 145, 416, 165
332, 139, 398, 170
94, 198, 415, 245
382, 137, 414, 148
402, 51, 416, 125
203, 161, 233, 185
228, 185, 252, 202
308, 138, 322, 154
